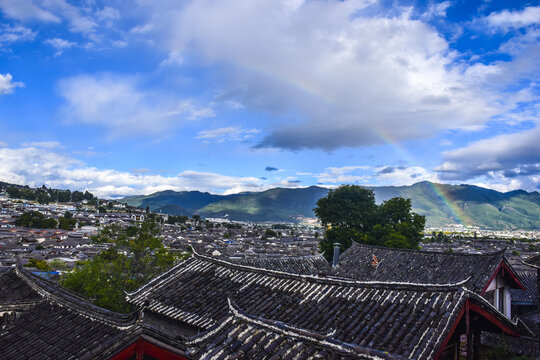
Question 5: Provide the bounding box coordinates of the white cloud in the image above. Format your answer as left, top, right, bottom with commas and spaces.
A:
0, 25, 36, 44
21, 141, 63, 149
374, 165, 439, 185
486, 6, 540, 29
0, 0, 60, 22
95, 6, 120, 26
0, 73, 24, 95
316, 166, 372, 184
159, 50, 184, 67
58, 73, 215, 137
420, 1, 451, 20
45, 37, 76, 56
135, 0, 508, 150
0, 145, 269, 198
196, 127, 259, 142
0, 0, 98, 36
0, 141, 8, 147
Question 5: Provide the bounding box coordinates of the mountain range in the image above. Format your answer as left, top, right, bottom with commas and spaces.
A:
121, 181, 540, 230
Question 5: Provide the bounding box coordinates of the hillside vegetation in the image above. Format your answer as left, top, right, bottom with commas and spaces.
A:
121, 182, 540, 230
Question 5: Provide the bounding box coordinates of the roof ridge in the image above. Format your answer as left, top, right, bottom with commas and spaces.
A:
223, 297, 407, 360
192, 249, 471, 292
15, 265, 137, 329
523, 254, 540, 269
347, 242, 506, 257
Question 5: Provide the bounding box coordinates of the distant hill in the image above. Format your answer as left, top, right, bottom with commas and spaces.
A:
120, 182, 540, 229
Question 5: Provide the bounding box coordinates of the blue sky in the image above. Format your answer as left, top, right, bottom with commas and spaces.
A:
0, 0, 538, 198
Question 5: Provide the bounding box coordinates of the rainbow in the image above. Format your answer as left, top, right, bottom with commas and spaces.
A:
239, 61, 470, 226
372, 128, 470, 226
426, 182, 471, 226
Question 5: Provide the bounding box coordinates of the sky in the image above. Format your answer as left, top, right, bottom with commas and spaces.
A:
0, 0, 539, 198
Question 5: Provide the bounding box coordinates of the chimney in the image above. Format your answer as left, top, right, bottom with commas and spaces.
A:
332, 243, 340, 267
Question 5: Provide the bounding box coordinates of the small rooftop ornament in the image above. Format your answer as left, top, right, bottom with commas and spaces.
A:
370, 254, 379, 268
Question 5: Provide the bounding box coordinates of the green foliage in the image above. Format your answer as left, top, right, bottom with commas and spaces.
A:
511, 250, 521, 256
16, 211, 58, 229
72, 190, 84, 203
25, 258, 51, 271
58, 212, 77, 230
263, 228, 278, 239
528, 244, 537, 252
49, 259, 69, 271
60, 220, 178, 313
315, 185, 425, 261
431, 231, 450, 243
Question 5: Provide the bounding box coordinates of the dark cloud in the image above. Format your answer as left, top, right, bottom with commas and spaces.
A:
265, 166, 278, 171
503, 164, 540, 178
435, 127, 540, 181
378, 166, 396, 174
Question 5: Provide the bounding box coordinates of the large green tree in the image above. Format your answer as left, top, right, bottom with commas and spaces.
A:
60, 220, 180, 313
315, 185, 425, 261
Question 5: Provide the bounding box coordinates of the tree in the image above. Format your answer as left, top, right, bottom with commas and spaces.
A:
263, 228, 278, 239
315, 185, 425, 261
16, 211, 58, 229
25, 258, 51, 271
61, 220, 178, 313
83, 190, 94, 200
58, 213, 77, 230
57, 190, 71, 203
71, 190, 84, 202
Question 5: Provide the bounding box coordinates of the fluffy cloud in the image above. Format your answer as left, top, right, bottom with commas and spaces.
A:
0, 0, 60, 22
0, 25, 36, 45
435, 127, 540, 181
58, 73, 215, 137
486, 6, 540, 29
316, 166, 372, 184
0, 144, 269, 198
196, 127, 259, 142
0, 73, 24, 95
21, 141, 63, 149
45, 37, 76, 56
315, 164, 440, 187
133, 0, 509, 151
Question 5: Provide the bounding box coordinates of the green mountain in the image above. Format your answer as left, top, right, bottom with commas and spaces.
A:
121, 190, 223, 216
120, 182, 540, 229
200, 186, 329, 222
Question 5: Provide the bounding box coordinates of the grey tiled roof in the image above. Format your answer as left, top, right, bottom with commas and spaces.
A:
511, 271, 537, 304
333, 243, 507, 293
0, 301, 137, 360
0, 266, 139, 359
128, 250, 497, 359
0, 269, 41, 306
185, 298, 406, 360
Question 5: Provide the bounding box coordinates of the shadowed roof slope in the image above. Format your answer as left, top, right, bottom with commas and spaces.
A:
333, 243, 513, 293
185, 298, 406, 360
0, 269, 41, 306
228, 254, 330, 275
